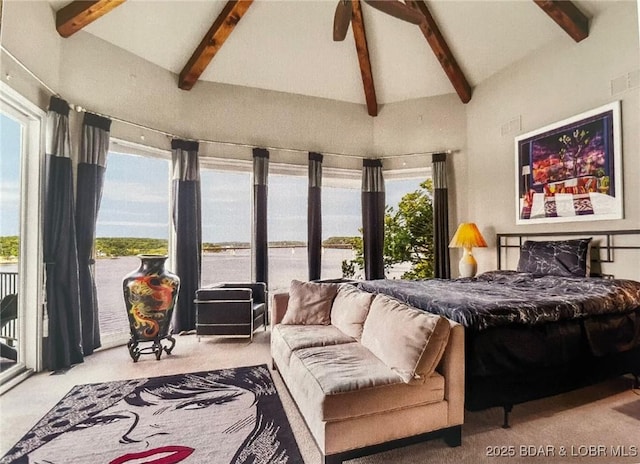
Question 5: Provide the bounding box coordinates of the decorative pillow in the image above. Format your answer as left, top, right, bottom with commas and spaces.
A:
361, 294, 451, 384
517, 238, 592, 277
331, 284, 374, 340
280, 280, 339, 325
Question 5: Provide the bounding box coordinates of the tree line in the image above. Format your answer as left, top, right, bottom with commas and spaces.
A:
0, 236, 360, 260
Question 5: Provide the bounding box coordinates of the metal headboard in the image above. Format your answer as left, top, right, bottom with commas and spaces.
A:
496, 229, 640, 277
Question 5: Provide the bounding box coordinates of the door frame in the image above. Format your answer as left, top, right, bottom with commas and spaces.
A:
0, 82, 45, 382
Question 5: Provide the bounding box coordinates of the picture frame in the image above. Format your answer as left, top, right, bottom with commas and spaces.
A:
515, 101, 622, 225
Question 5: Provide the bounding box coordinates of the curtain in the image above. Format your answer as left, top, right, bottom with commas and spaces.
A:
361, 159, 385, 280
44, 96, 83, 370
171, 139, 201, 333
75, 112, 111, 355
432, 152, 451, 279
308, 152, 323, 281
253, 148, 269, 287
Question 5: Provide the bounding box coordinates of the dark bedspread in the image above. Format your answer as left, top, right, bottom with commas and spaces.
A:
357, 271, 640, 331
359, 271, 640, 409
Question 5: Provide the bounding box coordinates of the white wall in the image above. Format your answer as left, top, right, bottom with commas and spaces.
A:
372, 93, 468, 236
0, 0, 62, 109
464, 1, 640, 278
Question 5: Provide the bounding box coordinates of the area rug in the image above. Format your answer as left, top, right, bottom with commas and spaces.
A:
1, 365, 303, 464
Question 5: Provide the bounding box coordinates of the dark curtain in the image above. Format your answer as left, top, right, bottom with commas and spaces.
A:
308, 152, 323, 281
361, 159, 385, 280
432, 152, 451, 279
253, 148, 269, 287
44, 96, 83, 370
75, 112, 111, 355
171, 139, 201, 333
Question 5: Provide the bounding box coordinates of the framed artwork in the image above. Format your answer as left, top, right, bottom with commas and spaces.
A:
515, 101, 622, 224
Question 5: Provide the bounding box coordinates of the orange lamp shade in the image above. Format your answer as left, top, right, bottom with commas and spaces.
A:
448, 223, 487, 249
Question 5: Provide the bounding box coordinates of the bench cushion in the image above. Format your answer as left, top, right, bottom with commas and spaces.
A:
289, 343, 445, 422
271, 324, 355, 368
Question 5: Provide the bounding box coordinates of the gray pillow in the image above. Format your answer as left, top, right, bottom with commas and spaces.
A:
517, 238, 592, 277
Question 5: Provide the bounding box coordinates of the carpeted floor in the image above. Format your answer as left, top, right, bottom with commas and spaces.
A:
1, 330, 639, 463
1, 364, 302, 464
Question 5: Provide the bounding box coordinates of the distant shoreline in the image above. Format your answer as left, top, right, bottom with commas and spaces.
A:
0, 235, 357, 261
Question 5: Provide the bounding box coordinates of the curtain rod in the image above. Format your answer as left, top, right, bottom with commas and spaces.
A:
2, 45, 453, 161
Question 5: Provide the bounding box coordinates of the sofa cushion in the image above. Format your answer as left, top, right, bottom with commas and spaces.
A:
361, 294, 451, 384
281, 280, 339, 325
289, 343, 445, 422
330, 284, 374, 340
271, 324, 355, 368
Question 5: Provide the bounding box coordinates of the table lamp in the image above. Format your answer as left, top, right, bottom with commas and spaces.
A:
448, 223, 487, 278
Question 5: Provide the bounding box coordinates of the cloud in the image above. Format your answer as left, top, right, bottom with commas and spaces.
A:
97, 220, 169, 228
101, 180, 168, 204
0, 182, 20, 204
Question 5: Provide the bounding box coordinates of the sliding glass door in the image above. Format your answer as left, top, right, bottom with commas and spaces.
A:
0, 112, 22, 374
0, 83, 45, 384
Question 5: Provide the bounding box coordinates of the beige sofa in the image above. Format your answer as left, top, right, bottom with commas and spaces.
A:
271, 281, 465, 464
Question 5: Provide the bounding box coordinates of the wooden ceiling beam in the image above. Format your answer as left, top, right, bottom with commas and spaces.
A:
179, 0, 254, 90
407, 0, 472, 104
56, 0, 126, 38
351, 0, 378, 117
534, 0, 589, 42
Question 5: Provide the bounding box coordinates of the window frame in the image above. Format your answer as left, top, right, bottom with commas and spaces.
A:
0, 82, 46, 384
97, 138, 173, 348
199, 160, 253, 286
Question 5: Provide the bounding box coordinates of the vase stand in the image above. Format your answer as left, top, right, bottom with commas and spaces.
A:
127, 333, 176, 362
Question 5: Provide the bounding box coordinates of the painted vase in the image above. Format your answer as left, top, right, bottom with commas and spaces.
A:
122, 255, 180, 361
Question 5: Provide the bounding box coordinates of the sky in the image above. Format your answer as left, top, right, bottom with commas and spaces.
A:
0, 114, 21, 237
1, 111, 424, 242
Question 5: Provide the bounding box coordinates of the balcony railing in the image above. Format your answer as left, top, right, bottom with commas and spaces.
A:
1, 271, 18, 298
0, 271, 18, 347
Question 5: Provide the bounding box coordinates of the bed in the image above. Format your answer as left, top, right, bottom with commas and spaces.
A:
356, 230, 640, 427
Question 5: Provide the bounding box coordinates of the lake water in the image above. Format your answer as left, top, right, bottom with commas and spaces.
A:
1, 248, 407, 337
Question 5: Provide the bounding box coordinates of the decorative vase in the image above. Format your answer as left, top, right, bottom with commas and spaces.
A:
122, 254, 180, 362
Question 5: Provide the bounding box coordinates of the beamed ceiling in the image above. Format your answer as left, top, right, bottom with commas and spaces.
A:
51, 0, 606, 117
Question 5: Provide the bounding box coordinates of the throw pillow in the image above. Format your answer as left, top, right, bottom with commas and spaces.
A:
361, 294, 451, 384
517, 238, 592, 277
281, 280, 339, 325
331, 284, 374, 340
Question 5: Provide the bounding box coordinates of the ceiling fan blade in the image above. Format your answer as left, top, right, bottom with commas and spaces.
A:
333, 0, 352, 41
363, 0, 424, 25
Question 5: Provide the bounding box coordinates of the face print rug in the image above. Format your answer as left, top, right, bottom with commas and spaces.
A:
1, 365, 303, 464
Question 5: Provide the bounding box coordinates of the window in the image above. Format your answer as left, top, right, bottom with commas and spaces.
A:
386, 176, 429, 211
0, 113, 22, 373
0, 83, 45, 381
385, 174, 431, 279
322, 179, 361, 280
268, 173, 308, 292
200, 168, 251, 286
95, 151, 170, 342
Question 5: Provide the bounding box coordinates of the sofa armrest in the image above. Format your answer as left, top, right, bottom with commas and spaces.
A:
438, 320, 465, 426
271, 292, 290, 328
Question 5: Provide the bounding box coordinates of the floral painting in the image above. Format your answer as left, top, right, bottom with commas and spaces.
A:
515, 102, 622, 224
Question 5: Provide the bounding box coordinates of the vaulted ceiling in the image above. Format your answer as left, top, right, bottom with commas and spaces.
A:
50, 0, 608, 117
